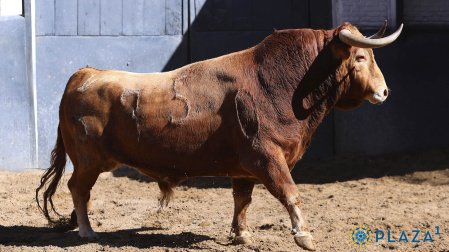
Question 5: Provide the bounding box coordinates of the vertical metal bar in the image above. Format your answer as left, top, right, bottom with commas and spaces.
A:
25, 0, 38, 167
388, 0, 397, 29
31, 0, 38, 168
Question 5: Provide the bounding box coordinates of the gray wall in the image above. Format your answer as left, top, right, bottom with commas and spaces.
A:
0, 15, 36, 171
1, 0, 448, 171
404, 0, 449, 27
333, 0, 396, 30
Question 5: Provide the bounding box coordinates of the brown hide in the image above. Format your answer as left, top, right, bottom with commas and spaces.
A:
37, 22, 396, 250
60, 54, 255, 180
61, 28, 340, 179
56, 22, 387, 206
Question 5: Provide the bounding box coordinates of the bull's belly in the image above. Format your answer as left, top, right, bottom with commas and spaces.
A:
104, 136, 247, 178
99, 112, 250, 178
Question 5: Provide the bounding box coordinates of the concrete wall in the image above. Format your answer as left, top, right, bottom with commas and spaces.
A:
332, 0, 396, 30
404, 0, 449, 27
0, 15, 36, 171
332, 0, 449, 29
1, 0, 448, 171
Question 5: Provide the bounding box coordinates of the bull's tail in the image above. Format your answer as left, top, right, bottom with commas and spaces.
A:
157, 180, 176, 209
35, 125, 77, 230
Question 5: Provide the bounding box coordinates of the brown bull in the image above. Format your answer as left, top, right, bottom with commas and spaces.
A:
36, 22, 402, 250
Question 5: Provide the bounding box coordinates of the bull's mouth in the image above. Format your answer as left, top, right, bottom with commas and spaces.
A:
367, 91, 388, 104
367, 95, 383, 104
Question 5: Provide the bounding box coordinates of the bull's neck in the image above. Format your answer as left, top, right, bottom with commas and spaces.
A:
291, 43, 345, 145
254, 30, 345, 148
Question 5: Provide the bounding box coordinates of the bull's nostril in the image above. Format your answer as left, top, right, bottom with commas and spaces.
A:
384, 89, 388, 97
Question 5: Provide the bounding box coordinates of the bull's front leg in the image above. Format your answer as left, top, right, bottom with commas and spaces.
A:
242, 152, 316, 251
231, 177, 256, 244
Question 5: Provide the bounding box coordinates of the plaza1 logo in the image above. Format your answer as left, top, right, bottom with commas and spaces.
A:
350, 225, 372, 247
350, 225, 442, 247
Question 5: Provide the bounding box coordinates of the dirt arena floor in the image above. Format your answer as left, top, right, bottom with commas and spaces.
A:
1, 146, 448, 251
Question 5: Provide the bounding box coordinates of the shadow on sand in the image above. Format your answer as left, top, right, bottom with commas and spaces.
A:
0, 225, 214, 249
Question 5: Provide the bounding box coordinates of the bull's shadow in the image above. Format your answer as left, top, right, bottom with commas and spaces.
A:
292, 146, 449, 185
114, 146, 449, 187
0, 225, 214, 249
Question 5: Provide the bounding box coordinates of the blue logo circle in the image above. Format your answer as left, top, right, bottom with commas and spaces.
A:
351, 225, 372, 247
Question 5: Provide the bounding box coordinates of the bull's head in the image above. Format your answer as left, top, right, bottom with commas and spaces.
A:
333, 22, 403, 110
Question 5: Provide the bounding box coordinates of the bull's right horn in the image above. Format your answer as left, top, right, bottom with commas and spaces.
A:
339, 23, 403, 48
367, 20, 387, 39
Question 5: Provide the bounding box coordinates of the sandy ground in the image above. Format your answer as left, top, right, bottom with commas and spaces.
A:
0, 146, 448, 251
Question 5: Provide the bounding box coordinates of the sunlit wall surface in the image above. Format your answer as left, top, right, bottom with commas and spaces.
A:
0, 0, 22, 16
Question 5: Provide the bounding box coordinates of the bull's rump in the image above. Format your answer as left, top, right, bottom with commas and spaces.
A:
60, 67, 242, 175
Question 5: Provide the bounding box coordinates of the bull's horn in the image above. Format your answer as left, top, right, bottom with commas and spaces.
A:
367, 20, 387, 39
339, 23, 403, 48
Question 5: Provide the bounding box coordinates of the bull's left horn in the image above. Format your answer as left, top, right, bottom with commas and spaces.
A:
339, 23, 403, 48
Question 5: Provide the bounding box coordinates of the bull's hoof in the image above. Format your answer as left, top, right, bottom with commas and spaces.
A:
51, 216, 78, 232
79, 233, 100, 241
232, 231, 254, 245
233, 235, 254, 245
294, 235, 316, 251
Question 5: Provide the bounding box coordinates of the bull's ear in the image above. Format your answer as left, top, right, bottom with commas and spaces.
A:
331, 40, 351, 60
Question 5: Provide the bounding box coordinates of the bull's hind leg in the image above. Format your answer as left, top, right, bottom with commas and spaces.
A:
231, 178, 255, 244
242, 152, 316, 251
67, 165, 101, 240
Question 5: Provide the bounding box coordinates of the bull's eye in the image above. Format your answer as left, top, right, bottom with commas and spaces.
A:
356, 55, 366, 62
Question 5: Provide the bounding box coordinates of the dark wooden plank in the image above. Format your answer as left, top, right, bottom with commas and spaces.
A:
309, 0, 332, 29
190, 31, 270, 62
166, 0, 183, 35
211, 0, 232, 31
100, 0, 122, 35
35, 0, 55, 35
232, 0, 252, 31
192, 0, 211, 31
78, 0, 100, 35
253, 0, 272, 30
292, 0, 309, 28
55, 0, 77, 35
272, 0, 292, 30
123, 0, 144, 35
182, 0, 189, 34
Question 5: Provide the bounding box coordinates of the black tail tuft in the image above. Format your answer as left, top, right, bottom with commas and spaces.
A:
157, 180, 176, 208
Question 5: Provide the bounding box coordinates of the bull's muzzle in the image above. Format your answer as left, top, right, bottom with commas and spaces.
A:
368, 88, 389, 104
